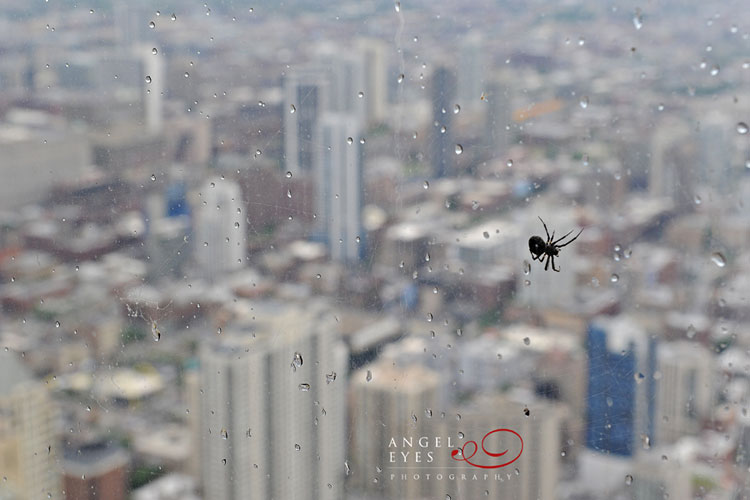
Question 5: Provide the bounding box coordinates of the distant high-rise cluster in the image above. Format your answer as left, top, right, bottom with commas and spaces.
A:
283, 39, 387, 263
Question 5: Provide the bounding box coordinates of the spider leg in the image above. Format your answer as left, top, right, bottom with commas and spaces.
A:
538, 216, 551, 240
544, 254, 550, 271
550, 230, 555, 244
552, 255, 560, 272
552, 229, 574, 245
555, 228, 584, 248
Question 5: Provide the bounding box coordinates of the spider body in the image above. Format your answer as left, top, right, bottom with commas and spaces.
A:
528, 217, 583, 272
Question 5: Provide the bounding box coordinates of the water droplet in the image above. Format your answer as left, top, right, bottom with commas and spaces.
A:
610, 274, 619, 283
295, 444, 301, 451
686, 324, 696, 339
440, 125, 447, 134
737, 122, 749, 135
291, 352, 303, 372
425, 252, 431, 262
710, 65, 720, 76
397, 73, 405, 83
346, 137, 354, 145
255, 149, 262, 156
633, 9, 643, 30
151, 47, 158, 55
711, 252, 726, 267
299, 383, 310, 392
55, 321, 60, 328
184, 72, 189, 78
149, 21, 156, 29
453, 104, 461, 114
625, 474, 633, 485
221, 428, 228, 439
523, 337, 530, 346
483, 231, 490, 239
426, 312, 433, 322
359, 137, 366, 144
171, 13, 177, 21
358, 91, 364, 98
634, 372, 645, 383
423, 180, 430, 190
286, 189, 292, 199
366, 370, 372, 382
285, 171, 293, 179
694, 194, 702, 205
290, 104, 296, 114
394, 2, 400, 12
454, 144, 463, 155
523, 261, 531, 275
326, 372, 337, 384
355, 236, 361, 243
506, 159, 513, 167
523, 407, 530, 417
579, 96, 589, 109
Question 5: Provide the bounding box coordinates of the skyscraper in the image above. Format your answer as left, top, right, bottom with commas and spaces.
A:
198, 300, 348, 500
431, 66, 457, 178
484, 76, 512, 154
437, 391, 563, 500
283, 67, 330, 175
0, 350, 60, 500
585, 316, 656, 456
315, 113, 364, 262
348, 361, 442, 500
313, 45, 366, 123
193, 177, 245, 280
654, 341, 713, 444
457, 33, 486, 111
141, 44, 164, 133
354, 38, 389, 125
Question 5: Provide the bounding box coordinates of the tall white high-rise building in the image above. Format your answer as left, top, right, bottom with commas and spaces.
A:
654, 341, 713, 445
198, 300, 348, 500
348, 362, 442, 500
355, 38, 388, 125
283, 67, 330, 175
140, 44, 164, 132
193, 177, 245, 279
649, 117, 695, 209
313, 44, 366, 123
437, 391, 563, 500
315, 113, 363, 262
457, 33, 486, 111
0, 350, 60, 500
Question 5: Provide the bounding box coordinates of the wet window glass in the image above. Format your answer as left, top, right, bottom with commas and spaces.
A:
0, 1, 747, 499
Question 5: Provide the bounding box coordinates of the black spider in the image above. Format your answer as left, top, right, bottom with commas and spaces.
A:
528, 217, 583, 272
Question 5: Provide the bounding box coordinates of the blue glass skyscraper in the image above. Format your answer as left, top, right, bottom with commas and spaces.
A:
585, 317, 656, 456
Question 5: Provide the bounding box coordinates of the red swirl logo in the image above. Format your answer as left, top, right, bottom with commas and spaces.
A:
450, 428, 523, 469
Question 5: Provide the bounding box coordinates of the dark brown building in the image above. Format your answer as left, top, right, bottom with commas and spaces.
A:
63, 440, 129, 500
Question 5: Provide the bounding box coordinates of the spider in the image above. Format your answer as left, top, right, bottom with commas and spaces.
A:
528, 217, 583, 272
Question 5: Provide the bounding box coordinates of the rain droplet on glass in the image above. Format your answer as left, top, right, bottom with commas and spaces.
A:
711, 252, 726, 267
